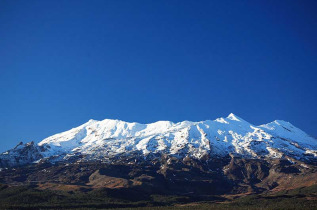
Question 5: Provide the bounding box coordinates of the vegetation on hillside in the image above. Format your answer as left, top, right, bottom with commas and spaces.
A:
0, 183, 316, 209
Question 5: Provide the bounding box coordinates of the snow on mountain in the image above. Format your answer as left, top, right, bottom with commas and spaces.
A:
1, 114, 316, 167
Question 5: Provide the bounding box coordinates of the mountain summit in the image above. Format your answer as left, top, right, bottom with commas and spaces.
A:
0, 114, 316, 167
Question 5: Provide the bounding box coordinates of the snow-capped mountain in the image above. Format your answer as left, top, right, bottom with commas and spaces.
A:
1, 114, 316, 167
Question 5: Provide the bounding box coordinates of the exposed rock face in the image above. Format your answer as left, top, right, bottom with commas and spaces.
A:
0, 154, 316, 196
223, 157, 270, 184
0, 142, 43, 168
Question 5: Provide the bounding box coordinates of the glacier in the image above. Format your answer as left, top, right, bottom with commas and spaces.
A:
1, 113, 316, 167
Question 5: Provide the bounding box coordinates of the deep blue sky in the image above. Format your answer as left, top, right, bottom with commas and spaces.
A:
0, 0, 316, 152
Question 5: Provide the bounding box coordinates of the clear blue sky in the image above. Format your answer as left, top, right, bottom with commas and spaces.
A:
0, 0, 316, 152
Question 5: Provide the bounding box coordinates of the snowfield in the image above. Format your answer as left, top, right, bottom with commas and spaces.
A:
1, 114, 316, 166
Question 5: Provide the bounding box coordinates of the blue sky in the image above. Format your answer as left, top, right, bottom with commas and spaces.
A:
0, 0, 316, 152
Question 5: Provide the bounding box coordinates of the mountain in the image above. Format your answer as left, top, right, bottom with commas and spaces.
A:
0, 114, 316, 208
0, 113, 316, 167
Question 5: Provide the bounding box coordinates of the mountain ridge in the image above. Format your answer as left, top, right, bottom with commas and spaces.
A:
0, 113, 316, 168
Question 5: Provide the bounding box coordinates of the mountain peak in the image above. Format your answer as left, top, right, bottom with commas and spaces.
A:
226, 113, 243, 122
